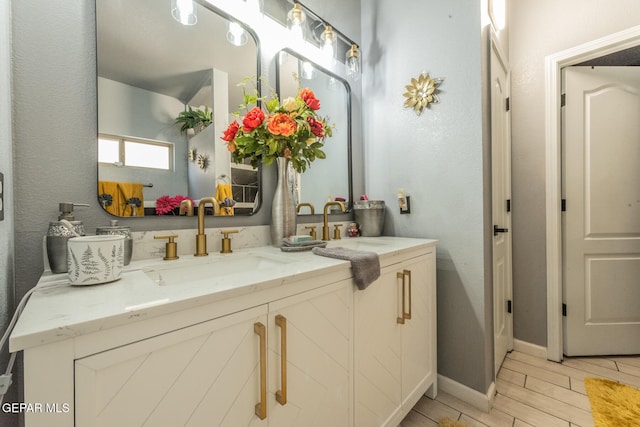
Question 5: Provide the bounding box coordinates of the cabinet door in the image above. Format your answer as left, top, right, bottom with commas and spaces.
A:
268, 280, 352, 427
401, 252, 437, 408
75, 305, 269, 427
354, 267, 403, 427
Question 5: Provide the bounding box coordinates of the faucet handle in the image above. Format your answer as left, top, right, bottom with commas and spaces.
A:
154, 234, 179, 260
220, 229, 239, 253
333, 224, 343, 240
305, 225, 317, 240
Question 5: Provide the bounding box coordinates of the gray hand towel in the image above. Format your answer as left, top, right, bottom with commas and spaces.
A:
311, 246, 380, 290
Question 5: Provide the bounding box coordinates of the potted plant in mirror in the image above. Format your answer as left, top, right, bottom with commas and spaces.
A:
175, 106, 212, 136
220, 75, 334, 247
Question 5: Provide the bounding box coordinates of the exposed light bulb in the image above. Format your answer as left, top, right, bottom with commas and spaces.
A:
346, 44, 361, 80
171, 0, 197, 26
321, 25, 337, 66
287, 3, 306, 40
301, 61, 316, 80
227, 22, 248, 46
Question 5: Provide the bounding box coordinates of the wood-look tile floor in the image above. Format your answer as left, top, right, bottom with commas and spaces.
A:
401, 350, 640, 427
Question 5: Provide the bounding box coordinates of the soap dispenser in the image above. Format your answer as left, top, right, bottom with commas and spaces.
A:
46, 202, 89, 273
96, 220, 133, 265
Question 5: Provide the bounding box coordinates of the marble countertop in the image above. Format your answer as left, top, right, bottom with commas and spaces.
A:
10, 236, 437, 352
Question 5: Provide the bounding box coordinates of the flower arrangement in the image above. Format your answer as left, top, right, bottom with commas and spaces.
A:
155, 194, 194, 215
220, 76, 333, 173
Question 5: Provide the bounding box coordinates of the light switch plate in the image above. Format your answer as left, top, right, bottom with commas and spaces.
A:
0, 172, 4, 221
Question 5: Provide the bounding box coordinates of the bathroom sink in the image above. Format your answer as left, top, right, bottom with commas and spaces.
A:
142, 252, 293, 286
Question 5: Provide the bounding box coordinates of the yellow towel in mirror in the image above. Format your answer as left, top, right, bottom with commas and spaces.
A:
98, 181, 123, 216
215, 183, 234, 216
117, 182, 145, 216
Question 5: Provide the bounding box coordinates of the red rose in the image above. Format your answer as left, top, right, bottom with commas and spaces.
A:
307, 117, 324, 138
242, 107, 265, 132
221, 120, 239, 142
299, 88, 321, 110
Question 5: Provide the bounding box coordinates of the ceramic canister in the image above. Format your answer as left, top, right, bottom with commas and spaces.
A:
67, 235, 125, 285
96, 221, 133, 265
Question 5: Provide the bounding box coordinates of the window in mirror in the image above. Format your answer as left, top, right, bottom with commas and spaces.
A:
98, 135, 173, 171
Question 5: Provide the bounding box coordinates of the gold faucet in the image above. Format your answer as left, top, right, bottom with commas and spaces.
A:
322, 201, 345, 240
195, 197, 220, 256
296, 202, 315, 215
179, 199, 194, 216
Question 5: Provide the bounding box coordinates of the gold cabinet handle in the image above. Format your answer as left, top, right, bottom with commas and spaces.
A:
275, 315, 287, 405
404, 269, 412, 320
254, 322, 267, 420
396, 272, 405, 324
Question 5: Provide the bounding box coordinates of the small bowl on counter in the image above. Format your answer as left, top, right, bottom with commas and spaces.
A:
67, 235, 126, 285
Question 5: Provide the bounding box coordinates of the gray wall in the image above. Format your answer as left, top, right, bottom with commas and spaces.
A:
361, 0, 493, 393
509, 0, 640, 346
1, 0, 17, 424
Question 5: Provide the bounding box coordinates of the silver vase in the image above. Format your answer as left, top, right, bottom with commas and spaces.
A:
271, 157, 297, 247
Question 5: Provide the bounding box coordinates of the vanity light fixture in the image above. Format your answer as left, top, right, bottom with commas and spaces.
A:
287, 3, 306, 41
171, 0, 197, 26
346, 43, 361, 80
227, 22, 248, 46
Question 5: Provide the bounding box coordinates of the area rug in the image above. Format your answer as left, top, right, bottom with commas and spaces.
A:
584, 377, 640, 426
438, 417, 468, 427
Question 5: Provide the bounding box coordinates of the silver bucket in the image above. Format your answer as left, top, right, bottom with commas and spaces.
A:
354, 200, 386, 237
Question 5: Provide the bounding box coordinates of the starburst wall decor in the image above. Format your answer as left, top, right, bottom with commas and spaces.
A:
403, 72, 443, 116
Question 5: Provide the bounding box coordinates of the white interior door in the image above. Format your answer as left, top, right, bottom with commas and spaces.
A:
491, 38, 513, 375
563, 66, 640, 356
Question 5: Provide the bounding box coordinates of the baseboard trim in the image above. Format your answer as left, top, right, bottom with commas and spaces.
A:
513, 339, 548, 359
437, 375, 495, 413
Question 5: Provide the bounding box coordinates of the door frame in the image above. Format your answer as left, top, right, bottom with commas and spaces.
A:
545, 25, 640, 362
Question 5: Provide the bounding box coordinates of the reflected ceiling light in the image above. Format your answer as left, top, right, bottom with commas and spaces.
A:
301, 61, 316, 80
227, 22, 248, 46
287, 3, 306, 40
321, 25, 337, 64
171, 0, 197, 26
346, 43, 361, 80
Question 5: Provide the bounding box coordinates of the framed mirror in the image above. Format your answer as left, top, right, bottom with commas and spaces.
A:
96, 0, 261, 217
276, 49, 353, 215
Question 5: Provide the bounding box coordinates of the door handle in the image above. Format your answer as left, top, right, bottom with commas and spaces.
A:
397, 272, 405, 324
275, 314, 287, 405
493, 225, 509, 236
254, 322, 267, 420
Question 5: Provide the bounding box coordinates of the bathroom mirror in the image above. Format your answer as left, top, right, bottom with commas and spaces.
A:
96, 0, 261, 217
276, 49, 353, 214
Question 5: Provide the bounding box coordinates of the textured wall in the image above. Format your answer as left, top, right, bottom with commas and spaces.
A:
510, 0, 640, 346
361, 0, 492, 393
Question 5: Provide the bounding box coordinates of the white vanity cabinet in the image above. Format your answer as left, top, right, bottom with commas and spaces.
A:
12, 237, 436, 427
354, 250, 437, 427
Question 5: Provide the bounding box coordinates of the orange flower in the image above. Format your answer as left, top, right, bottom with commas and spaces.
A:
299, 88, 320, 110
227, 141, 236, 153
268, 113, 297, 137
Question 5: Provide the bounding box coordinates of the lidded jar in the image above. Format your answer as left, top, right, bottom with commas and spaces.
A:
96, 220, 133, 265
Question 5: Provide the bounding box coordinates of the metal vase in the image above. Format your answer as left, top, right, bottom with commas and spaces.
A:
271, 157, 297, 247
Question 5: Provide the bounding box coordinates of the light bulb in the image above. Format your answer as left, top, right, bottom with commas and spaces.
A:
227, 22, 248, 46
287, 3, 306, 40
171, 0, 197, 26
321, 25, 337, 66
346, 44, 361, 80
301, 61, 316, 80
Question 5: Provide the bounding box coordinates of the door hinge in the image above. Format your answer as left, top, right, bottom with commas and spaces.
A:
562, 303, 567, 316
506, 199, 511, 212
561, 93, 566, 107
561, 199, 567, 212
507, 300, 512, 314
506, 97, 510, 111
